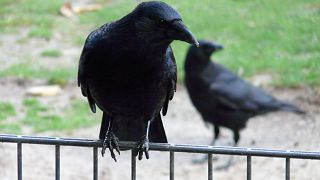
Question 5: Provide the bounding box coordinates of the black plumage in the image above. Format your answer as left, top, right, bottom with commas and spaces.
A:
78, 1, 198, 161
185, 40, 305, 148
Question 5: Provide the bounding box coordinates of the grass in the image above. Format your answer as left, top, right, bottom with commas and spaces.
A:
0, 123, 21, 134
0, 62, 74, 85
76, 0, 320, 87
22, 98, 100, 132
0, 0, 319, 133
0, 98, 101, 134
0, 101, 16, 121
0, 0, 318, 86
0, 0, 63, 38
0, 101, 20, 134
41, 49, 62, 58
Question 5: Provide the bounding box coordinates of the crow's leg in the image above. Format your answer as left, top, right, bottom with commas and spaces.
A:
210, 126, 220, 161
101, 118, 120, 162
134, 120, 151, 160
193, 125, 220, 164
210, 125, 220, 146
215, 130, 239, 171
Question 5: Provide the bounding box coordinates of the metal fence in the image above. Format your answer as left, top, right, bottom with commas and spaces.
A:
1, 134, 320, 180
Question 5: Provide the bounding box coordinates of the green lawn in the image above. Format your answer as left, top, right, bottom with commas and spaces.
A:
0, 0, 319, 86
22, 98, 101, 132
79, 0, 320, 86
0, 0, 319, 133
0, 98, 101, 134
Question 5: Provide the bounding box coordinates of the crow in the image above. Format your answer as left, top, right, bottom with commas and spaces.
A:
185, 40, 305, 168
78, 1, 198, 161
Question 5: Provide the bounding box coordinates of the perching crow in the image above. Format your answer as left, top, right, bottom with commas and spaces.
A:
185, 40, 305, 167
78, 1, 198, 161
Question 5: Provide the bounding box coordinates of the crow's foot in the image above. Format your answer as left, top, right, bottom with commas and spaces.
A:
101, 131, 120, 162
134, 137, 149, 160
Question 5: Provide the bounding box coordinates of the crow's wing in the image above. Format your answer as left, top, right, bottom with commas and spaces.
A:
162, 46, 177, 116
78, 24, 109, 113
207, 64, 277, 112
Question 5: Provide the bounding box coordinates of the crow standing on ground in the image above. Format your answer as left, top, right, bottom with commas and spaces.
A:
78, 1, 198, 161
185, 40, 305, 167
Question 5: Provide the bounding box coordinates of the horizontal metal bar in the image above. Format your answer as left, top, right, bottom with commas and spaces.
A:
1, 134, 320, 160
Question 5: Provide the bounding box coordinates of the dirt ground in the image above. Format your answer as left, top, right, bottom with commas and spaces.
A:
0, 80, 320, 180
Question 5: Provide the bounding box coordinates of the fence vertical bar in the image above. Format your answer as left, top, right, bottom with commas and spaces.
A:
286, 158, 290, 180
131, 150, 136, 180
208, 154, 213, 180
93, 147, 98, 180
55, 145, 60, 180
247, 156, 251, 180
170, 151, 174, 180
17, 143, 22, 180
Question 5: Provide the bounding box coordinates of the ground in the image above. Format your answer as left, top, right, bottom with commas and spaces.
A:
1, 82, 320, 180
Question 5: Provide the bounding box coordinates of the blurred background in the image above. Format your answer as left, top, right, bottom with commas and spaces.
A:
0, 0, 319, 179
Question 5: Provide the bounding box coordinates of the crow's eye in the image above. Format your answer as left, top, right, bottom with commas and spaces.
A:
158, 19, 166, 25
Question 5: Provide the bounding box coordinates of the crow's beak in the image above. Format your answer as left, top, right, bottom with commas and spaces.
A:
208, 43, 224, 51
215, 44, 224, 50
170, 20, 199, 47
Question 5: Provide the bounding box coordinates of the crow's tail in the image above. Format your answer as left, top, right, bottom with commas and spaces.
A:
99, 113, 167, 143
149, 114, 168, 143
278, 102, 305, 114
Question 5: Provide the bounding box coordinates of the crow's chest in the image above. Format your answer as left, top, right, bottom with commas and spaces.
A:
91, 50, 168, 89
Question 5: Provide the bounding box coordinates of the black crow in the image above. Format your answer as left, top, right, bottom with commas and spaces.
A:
185, 40, 305, 167
78, 1, 198, 161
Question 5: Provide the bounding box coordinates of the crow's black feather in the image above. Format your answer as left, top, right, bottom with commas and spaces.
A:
185, 40, 305, 146
78, 1, 197, 160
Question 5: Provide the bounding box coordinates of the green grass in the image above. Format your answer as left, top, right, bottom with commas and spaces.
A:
0, 123, 21, 134
0, 102, 16, 121
0, 0, 319, 133
75, 0, 320, 87
0, 62, 75, 84
0, 0, 63, 38
166, 0, 320, 86
41, 49, 62, 58
22, 98, 100, 132
1, 0, 318, 86
0, 101, 20, 134
0, 98, 100, 134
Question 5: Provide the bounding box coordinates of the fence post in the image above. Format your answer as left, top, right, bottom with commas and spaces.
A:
55, 145, 60, 180
17, 143, 22, 180
247, 156, 251, 180
286, 158, 290, 180
131, 150, 136, 180
170, 151, 174, 180
208, 154, 213, 180
93, 147, 98, 180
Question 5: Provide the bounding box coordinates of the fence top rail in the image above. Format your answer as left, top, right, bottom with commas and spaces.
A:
1, 134, 320, 160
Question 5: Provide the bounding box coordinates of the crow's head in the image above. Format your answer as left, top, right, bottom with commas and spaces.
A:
133, 1, 198, 46
190, 40, 223, 60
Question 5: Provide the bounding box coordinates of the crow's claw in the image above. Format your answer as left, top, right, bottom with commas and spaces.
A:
101, 131, 120, 162
135, 137, 149, 160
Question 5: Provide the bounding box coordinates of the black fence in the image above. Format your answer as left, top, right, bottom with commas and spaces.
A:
1, 134, 320, 180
